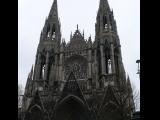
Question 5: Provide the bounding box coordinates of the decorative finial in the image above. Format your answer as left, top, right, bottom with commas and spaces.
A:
70, 31, 72, 40
89, 34, 92, 40
83, 30, 84, 38
77, 24, 78, 30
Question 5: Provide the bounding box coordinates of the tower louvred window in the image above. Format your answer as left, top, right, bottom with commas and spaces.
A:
103, 15, 107, 29
52, 32, 55, 39
52, 24, 56, 39
47, 25, 50, 38
40, 64, 45, 79
108, 59, 112, 73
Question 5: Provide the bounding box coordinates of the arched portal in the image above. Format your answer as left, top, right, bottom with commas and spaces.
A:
99, 102, 121, 120
54, 95, 90, 120
26, 105, 44, 120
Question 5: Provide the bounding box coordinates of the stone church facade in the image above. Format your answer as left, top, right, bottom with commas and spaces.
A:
20, 0, 135, 120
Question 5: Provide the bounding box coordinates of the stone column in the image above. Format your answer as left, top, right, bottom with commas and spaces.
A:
110, 43, 116, 73
94, 49, 99, 88
100, 44, 106, 75
59, 53, 63, 81
100, 15, 103, 33
44, 51, 49, 80
88, 49, 92, 79
55, 54, 59, 81
59, 44, 64, 81
107, 14, 111, 30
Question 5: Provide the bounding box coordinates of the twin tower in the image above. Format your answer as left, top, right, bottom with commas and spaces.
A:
21, 0, 135, 120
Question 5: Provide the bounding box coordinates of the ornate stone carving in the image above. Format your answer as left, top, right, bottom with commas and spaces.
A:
64, 55, 87, 80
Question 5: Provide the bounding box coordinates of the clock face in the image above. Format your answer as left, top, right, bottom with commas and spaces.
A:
64, 55, 87, 80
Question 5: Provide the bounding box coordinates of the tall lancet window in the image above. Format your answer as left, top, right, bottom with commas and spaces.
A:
52, 24, 56, 40
52, 32, 55, 40
103, 15, 108, 30
97, 16, 101, 32
109, 14, 113, 30
108, 59, 112, 73
42, 65, 45, 79
47, 25, 50, 38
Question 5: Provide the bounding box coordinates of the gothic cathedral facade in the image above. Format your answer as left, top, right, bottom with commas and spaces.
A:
20, 0, 135, 120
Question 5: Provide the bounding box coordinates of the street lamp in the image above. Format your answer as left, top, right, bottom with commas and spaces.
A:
136, 60, 140, 78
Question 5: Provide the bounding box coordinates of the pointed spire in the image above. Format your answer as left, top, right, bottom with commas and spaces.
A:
26, 73, 31, 87
30, 65, 34, 80
88, 35, 92, 48
83, 30, 84, 38
77, 24, 78, 30
60, 38, 65, 52
48, 0, 58, 19
62, 38, 66, 46
127, 75, 132, 93
70, 31, 72, 40
28, 90, 45, 111
99, 0, 110, 12
111, 9, 114, 14
100, 85, 118, 108
68, 72, 76, 81
88, 35, 92, 41
127, 75, 131, 85
59, 72, 86, 102
25, 65, 34, 91
24, 71, 32, 95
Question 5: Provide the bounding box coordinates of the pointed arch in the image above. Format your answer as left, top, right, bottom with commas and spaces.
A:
29, 104, 42, 112
103, 15, 107, 29
54, 95, 91, 120
38, 49, 47, 80
51, 24, 56, 39
58, 95, 85, 107
102, 101, 118, 111
27, 104, 45, 120
114, 47, 120, 75
46, 24, 50, 38
104, 40, 111, 74
99, 102, 121, 120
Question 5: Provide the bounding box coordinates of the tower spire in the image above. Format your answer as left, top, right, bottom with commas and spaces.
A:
96, 0, 114, 36
99, 0, 110, 12
48, 0, 58, 19
70, 31, 72, 40
77, 24, 78, 30
40, 0, 61, 44
30, 65, 34, 79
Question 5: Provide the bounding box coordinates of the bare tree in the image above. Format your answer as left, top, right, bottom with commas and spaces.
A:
114, 81, 140, 120
131, 83, 140, 111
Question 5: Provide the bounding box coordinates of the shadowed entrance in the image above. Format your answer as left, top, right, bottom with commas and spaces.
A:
99, 103, 121, 120
25, 105, 44, 120
54, 96, 90, 120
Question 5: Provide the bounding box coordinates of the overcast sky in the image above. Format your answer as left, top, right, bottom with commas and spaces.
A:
18, 0, 140, 91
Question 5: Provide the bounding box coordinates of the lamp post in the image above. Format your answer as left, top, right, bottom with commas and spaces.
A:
136, 60, 140, 79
